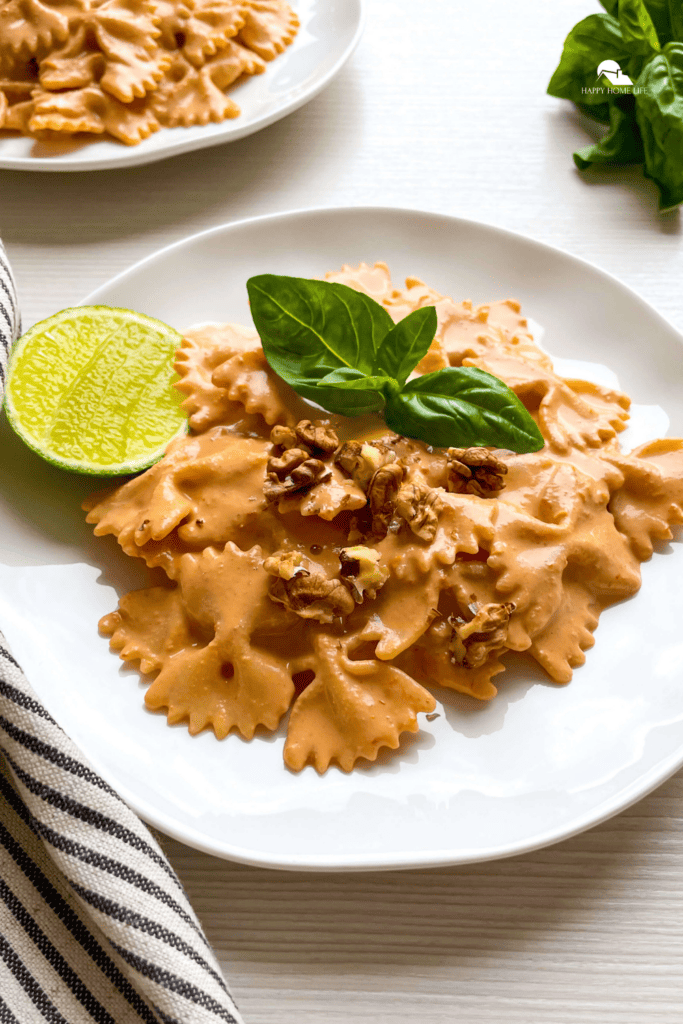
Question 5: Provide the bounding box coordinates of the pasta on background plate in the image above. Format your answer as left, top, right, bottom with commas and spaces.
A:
84, 263, 683, 772
0, 0, 298, 145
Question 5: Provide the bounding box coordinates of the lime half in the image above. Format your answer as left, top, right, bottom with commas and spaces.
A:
5, 306, 188, 475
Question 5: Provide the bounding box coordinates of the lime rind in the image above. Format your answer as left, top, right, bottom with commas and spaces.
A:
4, 305, 189, 476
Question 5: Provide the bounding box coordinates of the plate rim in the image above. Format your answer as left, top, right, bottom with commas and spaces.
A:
36, 205, 683, 870
0, 0, 365, 173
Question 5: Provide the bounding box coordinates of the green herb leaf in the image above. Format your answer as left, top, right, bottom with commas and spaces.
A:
574, 94, 645, 167
645, 0, 675, 44
248, 275, 544, 455
547, 13, 634, 108
384, 367, 545, 453
320, 368, 400, 397
619, 0, 661, 52
598, 0, 619, 14
373, 305, 437, 384
668, 0, 683, 41
576, 100, 612, 123
635, 42, 683, 208
247, 274, 393, 415
247, 273, 394, 377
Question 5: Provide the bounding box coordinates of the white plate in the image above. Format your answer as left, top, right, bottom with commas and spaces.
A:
0, 0, 363, 172
1, 207, 682, 872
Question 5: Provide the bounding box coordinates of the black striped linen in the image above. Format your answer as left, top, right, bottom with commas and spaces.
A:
0, 241, 244, 1024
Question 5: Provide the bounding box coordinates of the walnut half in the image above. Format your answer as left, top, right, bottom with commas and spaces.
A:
446, 447, 507, 497
264, 551, 355, 624
448, 601, 514, 668
395, 482, 442, 542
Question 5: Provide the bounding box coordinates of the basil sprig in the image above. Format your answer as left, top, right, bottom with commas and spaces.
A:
548, 1, 683, 210
246, 275, 544, 454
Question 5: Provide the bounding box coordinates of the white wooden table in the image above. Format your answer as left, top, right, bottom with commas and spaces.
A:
3, 1, 683, 1020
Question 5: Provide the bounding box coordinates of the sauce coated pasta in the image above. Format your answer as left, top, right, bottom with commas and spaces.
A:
0, 0, 298, 145
85, 263, 683, 772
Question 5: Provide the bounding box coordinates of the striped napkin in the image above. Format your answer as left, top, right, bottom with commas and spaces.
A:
0, 241, 244, 1024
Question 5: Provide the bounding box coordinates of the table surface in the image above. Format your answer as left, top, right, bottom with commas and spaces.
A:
3, 1, 683, 1021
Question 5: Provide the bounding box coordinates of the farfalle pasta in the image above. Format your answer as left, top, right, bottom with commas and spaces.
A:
85, 263, 683, 772
0, 0, 298, 145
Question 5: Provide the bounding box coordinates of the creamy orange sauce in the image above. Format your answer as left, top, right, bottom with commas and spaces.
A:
86, 262, 683, 773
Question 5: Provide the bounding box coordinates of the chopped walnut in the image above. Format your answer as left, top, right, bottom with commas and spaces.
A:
270, 424, 299, 450
263, 449, 330, 501
446, 447, 508, 497
270, 419, 339, 456
395, 482, 442, 542
339, 545, 389, 603
449, 601, 514, 668
368, 462, 405, 536
334, 440, 397, 490
263, 550, 307, 581
294, 419, 339, 455
264, 551, 355, 624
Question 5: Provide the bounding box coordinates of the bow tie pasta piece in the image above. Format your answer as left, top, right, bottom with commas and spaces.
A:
27, 85, 161, 144
179, 0, 249, 67
149, 50, 240, 126
79, 0, 171, 103
0, 0, 72, 59
466, 352, 630, 454
607, 439, 683, 559
175, 323, 264, 432
273, 463, 367, 521
525, 579, 601, 684
209, 340, 312, 425
83, 430, 278, 575
283, 634, 436, 773
39, 39, 105, 91
490, 461, 641, 674
324, 261, 398, 307
102, 543, 297, 737
238, 0, 299, 61
400, 631, 507, 702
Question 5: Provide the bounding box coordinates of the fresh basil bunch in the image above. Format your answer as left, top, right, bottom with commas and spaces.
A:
548, 0, 683, 211
246, 275, 544, 453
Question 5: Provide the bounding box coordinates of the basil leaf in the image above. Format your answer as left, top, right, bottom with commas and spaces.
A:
373, 306, 437, 384
635, 43, 683, 208
668, 0, 683, 40
247, 273, 394, 415
619, 0, 660, 52
384, 367, 544, 453
320, 368, 399, 396
547, 13, 633, 108
601, 0, 673, 47
247, 274, 394, 380
574, 95, 645, 167
645, 0, 675, 43
577, 100, 612, 123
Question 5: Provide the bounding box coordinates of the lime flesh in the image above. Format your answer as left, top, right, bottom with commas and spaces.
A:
4, 306, 188, 475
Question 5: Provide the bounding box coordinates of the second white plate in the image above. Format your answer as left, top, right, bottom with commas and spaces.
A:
0, 206, 682, 870
0, 0, 363, 172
